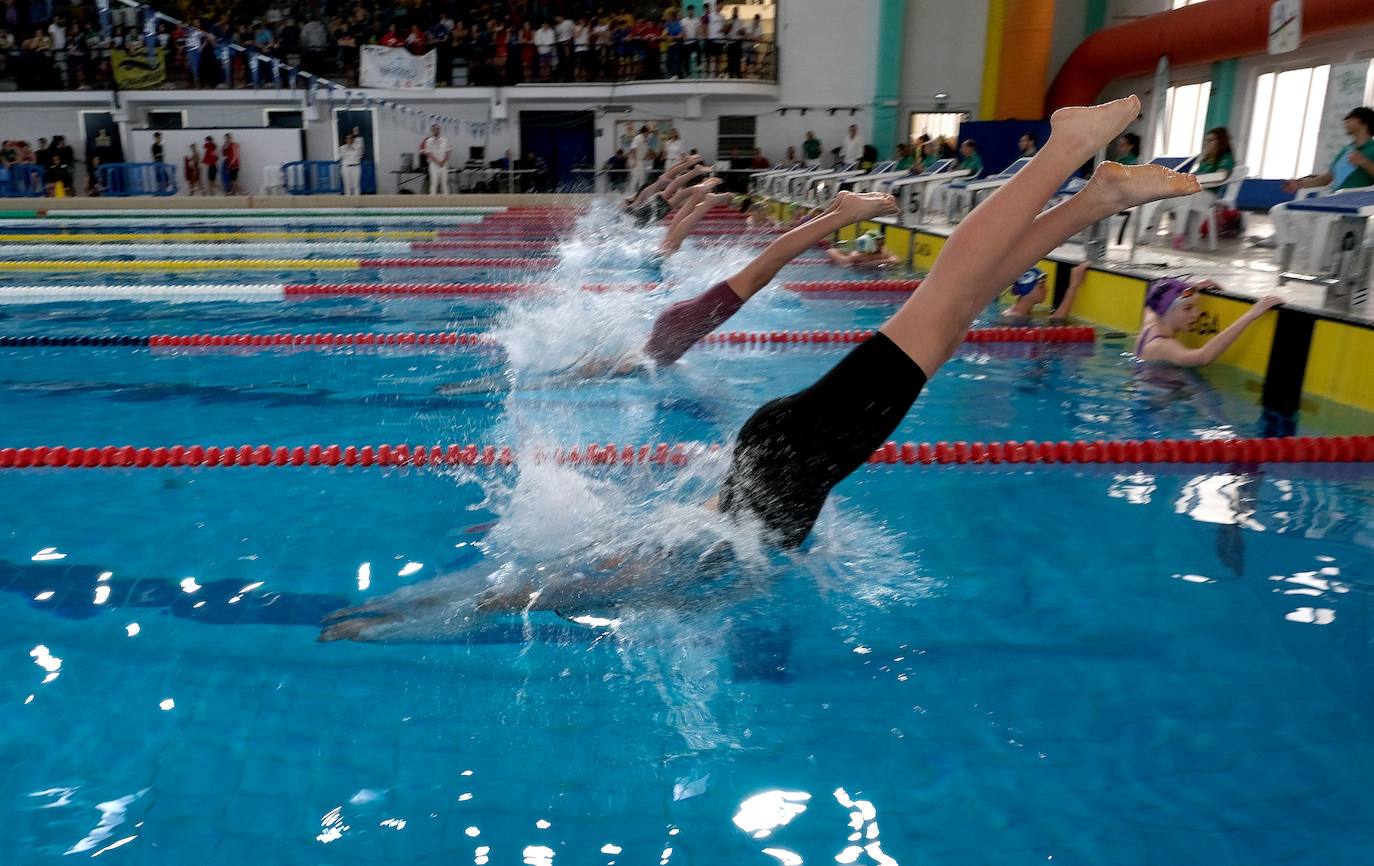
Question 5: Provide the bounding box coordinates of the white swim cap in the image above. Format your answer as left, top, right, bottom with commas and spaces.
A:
854, 231, 880, 254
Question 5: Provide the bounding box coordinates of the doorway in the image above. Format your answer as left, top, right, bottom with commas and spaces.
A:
333, 107, 378, 194
519, 110, 595, 191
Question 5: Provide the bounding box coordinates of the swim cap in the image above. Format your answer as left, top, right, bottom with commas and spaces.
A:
1145, 277, 1195, 315
1012, 268, 1046, 297
854, 231, 881, 254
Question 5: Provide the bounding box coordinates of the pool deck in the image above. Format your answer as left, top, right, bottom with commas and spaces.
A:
829, 211, 1374, 418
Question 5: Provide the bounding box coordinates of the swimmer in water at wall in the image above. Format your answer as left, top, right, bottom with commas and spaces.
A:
330, 96, 1202, 640
1134, 277, 1281, 366
824, 229, 900, 268
998, 261, 1085, 323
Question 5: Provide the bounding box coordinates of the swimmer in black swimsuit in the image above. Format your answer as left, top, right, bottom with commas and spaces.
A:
713, 95, 1201, 548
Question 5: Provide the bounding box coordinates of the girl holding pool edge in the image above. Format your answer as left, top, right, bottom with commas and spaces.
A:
1134, 279, 1282, 367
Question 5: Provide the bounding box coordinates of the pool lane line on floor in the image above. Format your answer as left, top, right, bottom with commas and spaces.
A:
0, 244, 837, 263
2, 436, 1370, 470
0, 326, 1090, 351
0, 279, 921, 303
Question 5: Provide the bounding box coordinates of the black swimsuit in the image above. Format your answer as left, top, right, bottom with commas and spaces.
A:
719, 332, 928, 548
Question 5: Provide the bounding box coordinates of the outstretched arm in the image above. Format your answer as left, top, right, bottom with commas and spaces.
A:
1140, 296, 1282, 366
1050, 260, 1090, 321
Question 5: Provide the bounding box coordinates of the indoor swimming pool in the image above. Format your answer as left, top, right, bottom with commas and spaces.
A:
1, 206, 1371, 866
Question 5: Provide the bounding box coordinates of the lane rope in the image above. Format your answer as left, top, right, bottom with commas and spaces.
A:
3, 437, 1370, 470
0, 279, 918, 303
0, 326, 1093, 350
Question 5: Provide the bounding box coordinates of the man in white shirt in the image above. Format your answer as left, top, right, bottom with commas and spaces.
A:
843, 124, 865, 165
629, 125, 650, 191
421, 125, 451, 195
664, 129, 685, 165
704, 3, 724, 76
339, 130, 364, 196
681, 5, 701, 76
534, 22, 556, 80
554, 14, 575, 81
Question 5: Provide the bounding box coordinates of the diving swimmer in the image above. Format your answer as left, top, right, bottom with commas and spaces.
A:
330, 96, 1201, 641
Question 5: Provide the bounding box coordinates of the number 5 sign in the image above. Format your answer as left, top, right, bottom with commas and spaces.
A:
1269, 0, 1301, 55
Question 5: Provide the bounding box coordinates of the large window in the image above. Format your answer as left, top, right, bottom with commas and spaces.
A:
1246, 65, 1329, 179
1171, 0, 1208, 7
717, 115, 757, 161
909, 112, 968, 145
1162, 82, 1210, 156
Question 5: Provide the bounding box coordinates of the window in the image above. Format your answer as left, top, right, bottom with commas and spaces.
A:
1171, 0, 1208, 7
264, 109, 304, 129
909, 112, 967, 145
717, 115, 756, 161
1162, 82, 1209, 157
146, 110, 186, 130
1246, 65, 1329, 179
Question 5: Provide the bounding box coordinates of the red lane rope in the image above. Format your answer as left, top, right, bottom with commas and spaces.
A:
787, 279, 922, 292
3, 437, 1370, 470
356, 257, 557, 268
138, 326, 1094, 351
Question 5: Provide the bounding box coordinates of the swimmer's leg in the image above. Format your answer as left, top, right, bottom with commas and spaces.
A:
627, 155, 701, 209
879, 97, 1198, 375
660, 186, 730, 256
659, 162, 712, 206
825, 247, 854, 266
725, 190, 896, 301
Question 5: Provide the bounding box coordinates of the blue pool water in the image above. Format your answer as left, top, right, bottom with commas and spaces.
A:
1, 212, 1372, 866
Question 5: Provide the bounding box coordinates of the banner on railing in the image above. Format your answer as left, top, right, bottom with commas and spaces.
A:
111, 47, 167, 90
359, 46, 435, 90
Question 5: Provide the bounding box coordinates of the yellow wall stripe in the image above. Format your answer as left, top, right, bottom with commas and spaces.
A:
1303, 320, 1374, 413
979, 0, 1006, 120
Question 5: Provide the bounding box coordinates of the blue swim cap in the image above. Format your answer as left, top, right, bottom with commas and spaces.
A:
1012, 268, 1046, 297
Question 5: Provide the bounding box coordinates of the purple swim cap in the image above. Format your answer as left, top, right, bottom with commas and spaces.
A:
1145, 277, 1195, 315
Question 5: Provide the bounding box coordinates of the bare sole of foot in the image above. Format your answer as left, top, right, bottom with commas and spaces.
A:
1050, 95, 1142, 161
1089, 161, 1200, 210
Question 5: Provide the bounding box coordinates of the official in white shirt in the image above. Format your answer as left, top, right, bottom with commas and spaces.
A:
843, 124, 865, 165
339, 130, 364, 197
629, 125, 650, 191
421, 125, 451, 195
664, 129, 685, 165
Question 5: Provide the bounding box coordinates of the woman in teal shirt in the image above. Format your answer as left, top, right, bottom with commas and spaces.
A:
1196, 127, 1235, 176
1269, 106, 1374, 259
1168, 126, 1237, 248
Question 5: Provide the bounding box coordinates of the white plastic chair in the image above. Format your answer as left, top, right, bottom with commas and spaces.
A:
262, 164, 283, 195
1178, 164, 1250, 250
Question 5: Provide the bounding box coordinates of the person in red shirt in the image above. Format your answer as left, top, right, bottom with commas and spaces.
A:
183, 143, 201, 196
405, 25, 426, 54
380, 24, 404, 47
222, 133, 241, 195
200, 135, 218, 194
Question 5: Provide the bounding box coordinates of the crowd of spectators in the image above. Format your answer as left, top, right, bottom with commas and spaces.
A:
0, 1, 776, 91
0, 134, 78, 195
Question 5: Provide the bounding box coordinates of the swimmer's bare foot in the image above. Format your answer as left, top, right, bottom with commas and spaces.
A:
703, 192, 733, 208
1085, 161, 1200, 211
833, 191, 898, 223
1049, 95, 1141, 161
318, 612, 402, 642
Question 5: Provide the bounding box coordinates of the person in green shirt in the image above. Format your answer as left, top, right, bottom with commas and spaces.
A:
1110, 133, 1140, 165
1269, 106, 1374, 257
1167, 126, 1237, 248
958, 139, 983, 177
802, 130, 822, 167
894, 142, 915, 171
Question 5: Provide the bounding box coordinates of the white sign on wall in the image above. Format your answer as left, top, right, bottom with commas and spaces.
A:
1268, 0, 1301, 55
360, 46, 436, 90
1312, 61, 1373, 181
